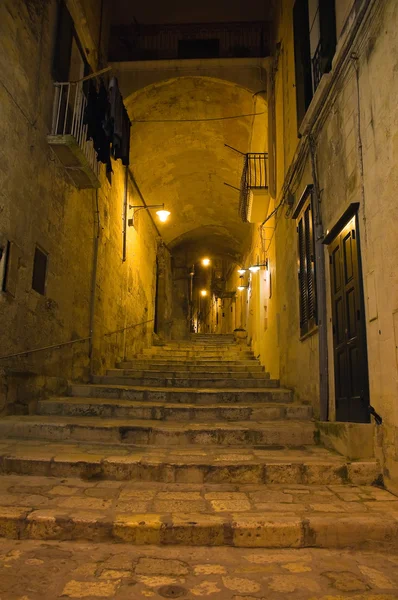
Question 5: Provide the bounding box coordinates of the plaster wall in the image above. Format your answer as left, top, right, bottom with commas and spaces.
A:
313, 0, 398, 491
251, 0, 398, 488
0, 0, 170, 414
223, 1, 319, 409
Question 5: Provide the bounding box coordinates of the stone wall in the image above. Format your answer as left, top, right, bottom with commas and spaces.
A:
313, 0, 398, 491
0, 0, 171, 414
224, 0, 398, 489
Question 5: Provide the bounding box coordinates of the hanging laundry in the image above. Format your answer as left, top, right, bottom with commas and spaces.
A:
83, 80, 112, 173
108, 76, 131, 166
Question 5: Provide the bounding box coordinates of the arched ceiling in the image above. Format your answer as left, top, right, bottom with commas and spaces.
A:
125, 76, 267, 261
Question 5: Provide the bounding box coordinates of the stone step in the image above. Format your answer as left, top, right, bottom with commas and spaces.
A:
141, 348, 253, 356
120, 359, 260, 367
134, 354, 256, 361
191, 335, 234, 339
108, 368, 270, 379
37, 398, 311, 421
0, 416, 315, 446
191, 336, 234, 339
69, 384, 293, 404
0, 476, 394, 548
160, 344, 239, 351
0, 441, 380, 485
117, 362, 265, 372
93, 375, 277, 388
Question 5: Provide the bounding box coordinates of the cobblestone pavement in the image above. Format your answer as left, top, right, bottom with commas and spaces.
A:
0, 540, 398, 599
1, 475, 397, 516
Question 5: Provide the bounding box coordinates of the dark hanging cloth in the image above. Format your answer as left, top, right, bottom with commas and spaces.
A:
108, 77, 131, 166
96, 81, 112, 173
83, 80, 112, 173
84, 81, 97, 143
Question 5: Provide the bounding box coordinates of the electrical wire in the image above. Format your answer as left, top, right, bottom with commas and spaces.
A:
131, 111, 266, 123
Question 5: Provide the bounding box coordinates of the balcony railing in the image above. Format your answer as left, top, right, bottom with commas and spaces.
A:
239, 153, 268, 223
47, 82, 100, 189
312, 40, 324, 91
109, 21, 269, 62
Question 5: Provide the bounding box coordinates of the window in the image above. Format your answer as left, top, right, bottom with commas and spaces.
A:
309, 0, 337, 90
293, 0, 313, 127
294, 190, 317, 337
293, 0, 337, 127
32, 247, 48, 295
178, 39, 220, 59
52, 1, 88, 82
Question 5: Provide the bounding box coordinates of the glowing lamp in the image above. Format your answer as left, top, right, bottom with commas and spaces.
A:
237, 268, 247, 275
200, 290, 207, 297
202, 258, 211, 267
156, 209, 171, 222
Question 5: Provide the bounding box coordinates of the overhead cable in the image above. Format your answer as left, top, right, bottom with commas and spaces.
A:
131, 111, 266, 123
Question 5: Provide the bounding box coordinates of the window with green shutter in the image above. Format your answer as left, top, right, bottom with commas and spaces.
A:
295, 195, 317, 337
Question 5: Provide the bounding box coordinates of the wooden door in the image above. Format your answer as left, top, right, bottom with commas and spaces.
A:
328, 216, 370, 422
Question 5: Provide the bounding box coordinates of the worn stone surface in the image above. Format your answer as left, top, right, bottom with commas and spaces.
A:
0, 475, 397, 548
0, 439, 380, 484
0, 540, 398, 599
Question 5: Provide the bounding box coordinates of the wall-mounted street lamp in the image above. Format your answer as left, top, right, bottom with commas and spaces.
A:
202, 258, 211, 267
200, 290, 208, 297
248, 262, 268, 273
128, 203, 170, 226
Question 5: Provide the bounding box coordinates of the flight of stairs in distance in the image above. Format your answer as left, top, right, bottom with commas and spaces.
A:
0, 334, 395, 549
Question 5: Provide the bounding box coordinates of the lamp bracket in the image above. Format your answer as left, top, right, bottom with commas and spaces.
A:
129, 203, 165, 210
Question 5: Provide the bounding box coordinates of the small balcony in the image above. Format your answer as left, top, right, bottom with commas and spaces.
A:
47, 82, 100, 189
239, 153, 269, 223
109, 21, 269, 62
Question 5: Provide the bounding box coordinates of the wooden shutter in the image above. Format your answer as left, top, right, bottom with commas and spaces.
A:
293, 0, 313, 128
297, 201, 316, 336
298, 216, 308, 331
52, 0, 74, 81
305, 204, 316, 322
319, 0, 337, 74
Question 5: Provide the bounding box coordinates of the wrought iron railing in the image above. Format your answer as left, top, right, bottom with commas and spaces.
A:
50, 82, 100, 178
312, 40, 324, 91
109, 21, 269, 62
239, 153, 268, 222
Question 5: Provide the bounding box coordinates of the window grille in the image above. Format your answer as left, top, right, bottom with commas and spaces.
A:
239, 153, 268, 222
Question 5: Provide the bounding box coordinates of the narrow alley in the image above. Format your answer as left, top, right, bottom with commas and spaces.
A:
1, 0, 398, 598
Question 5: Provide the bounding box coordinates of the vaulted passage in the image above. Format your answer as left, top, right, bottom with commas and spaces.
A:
1, 0, 398, 586
122, 75, 267, 338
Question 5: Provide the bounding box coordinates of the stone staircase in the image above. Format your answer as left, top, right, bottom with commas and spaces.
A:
0, 334, 396, 548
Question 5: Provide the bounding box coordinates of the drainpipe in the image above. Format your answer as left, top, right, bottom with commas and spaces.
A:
309, 136, 329, 421
189, 264, 194, 333
89, 189, 100, 378
122, 165, 128, 262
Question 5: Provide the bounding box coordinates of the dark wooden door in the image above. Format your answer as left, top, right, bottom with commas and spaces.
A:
328, 216, 370, 422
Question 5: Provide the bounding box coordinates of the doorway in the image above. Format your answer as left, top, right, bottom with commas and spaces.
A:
328, 214, 370, 422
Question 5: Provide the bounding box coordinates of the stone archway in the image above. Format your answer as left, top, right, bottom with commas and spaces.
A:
123, 75, 267, 338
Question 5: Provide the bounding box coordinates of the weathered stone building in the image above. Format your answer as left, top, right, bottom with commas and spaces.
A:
0, 0, 173, 411
1, 0, 398, 581
227, 0, 398, 495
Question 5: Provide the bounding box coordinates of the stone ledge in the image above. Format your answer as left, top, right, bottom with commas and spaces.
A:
317, 421, 375, 460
